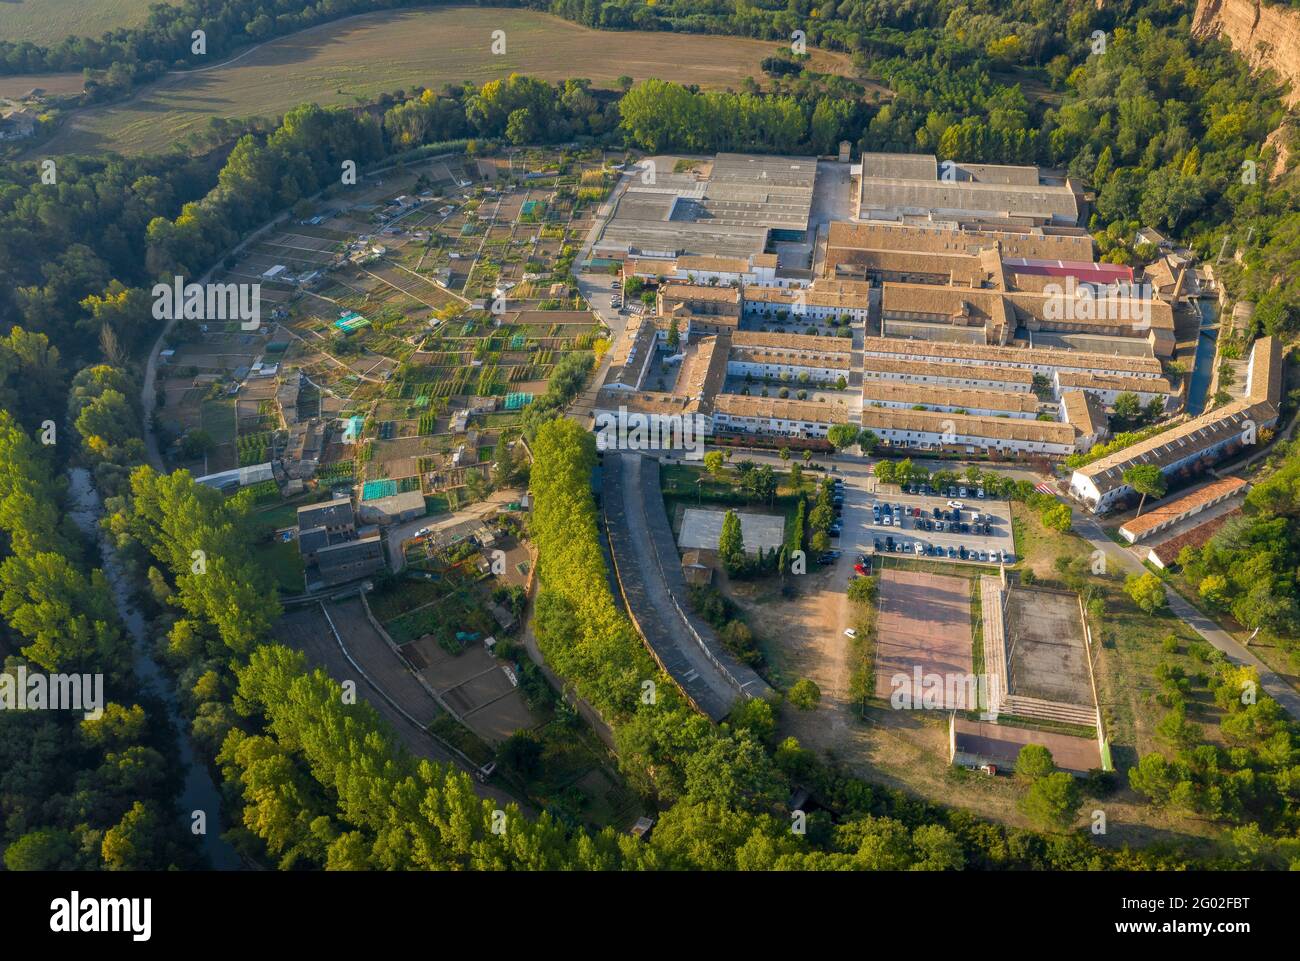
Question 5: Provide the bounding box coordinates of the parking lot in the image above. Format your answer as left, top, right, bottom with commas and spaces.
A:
832, 478, 1015, 565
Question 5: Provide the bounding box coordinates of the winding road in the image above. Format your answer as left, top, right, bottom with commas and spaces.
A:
1070, 507, 1300, 718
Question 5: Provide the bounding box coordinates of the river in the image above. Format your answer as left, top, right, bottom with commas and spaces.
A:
66, 467, 242, 870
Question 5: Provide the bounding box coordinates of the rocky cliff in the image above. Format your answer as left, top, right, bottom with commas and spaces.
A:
1193, 0, 1300, 106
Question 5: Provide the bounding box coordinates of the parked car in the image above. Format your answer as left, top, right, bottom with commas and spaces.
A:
947, 546, 957, 558
977, 487, 986, 499
959, 546, 968, 559
959, 487, 968, 497
844, 628, 858, 638
947, 500, 964, 510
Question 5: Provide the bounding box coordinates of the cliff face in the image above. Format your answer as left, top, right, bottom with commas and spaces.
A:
1193, 0, 1300, 106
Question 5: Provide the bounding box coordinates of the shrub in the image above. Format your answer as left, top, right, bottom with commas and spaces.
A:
787, 678, 822, 710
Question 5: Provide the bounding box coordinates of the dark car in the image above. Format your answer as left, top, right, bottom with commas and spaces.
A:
947, 546, 957, 558
959, 545, 968, 559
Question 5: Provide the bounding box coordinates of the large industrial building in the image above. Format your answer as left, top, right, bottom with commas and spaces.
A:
595, 153, 818, 260
856, 153, 1082, 226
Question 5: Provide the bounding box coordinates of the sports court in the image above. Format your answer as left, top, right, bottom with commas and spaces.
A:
873, 568, 973, 706
677, 508, 785, 553
1004, 587, 1093, 707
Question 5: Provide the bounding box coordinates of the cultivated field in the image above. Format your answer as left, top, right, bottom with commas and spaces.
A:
29, 7, 856, 156
0, 0, 167, 46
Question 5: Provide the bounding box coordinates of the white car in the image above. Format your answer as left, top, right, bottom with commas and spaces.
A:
947, 500, 965, 510
414, 527, 430, 537
844, 628, 858, 639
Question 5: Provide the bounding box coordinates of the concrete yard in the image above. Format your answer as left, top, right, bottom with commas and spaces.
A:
1003, 588, 1094, 707
678, 507, 786, 553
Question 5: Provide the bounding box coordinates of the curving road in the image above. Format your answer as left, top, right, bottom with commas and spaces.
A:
1071, 508, 1299, 719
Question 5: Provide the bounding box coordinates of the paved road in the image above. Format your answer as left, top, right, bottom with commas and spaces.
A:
1071, 509, 1300, 718
605, 453, 748, 719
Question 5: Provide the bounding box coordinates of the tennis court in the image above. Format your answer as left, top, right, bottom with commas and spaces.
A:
873, 568, 973, 707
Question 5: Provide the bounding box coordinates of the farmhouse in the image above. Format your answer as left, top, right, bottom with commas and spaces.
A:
297, 496, 387, 588
0, 107, 36, 141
